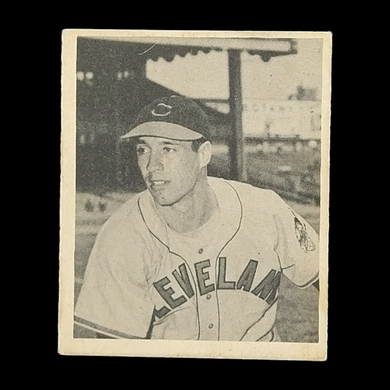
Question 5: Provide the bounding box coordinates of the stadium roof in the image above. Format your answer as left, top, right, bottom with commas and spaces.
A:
77, 36, 297, 70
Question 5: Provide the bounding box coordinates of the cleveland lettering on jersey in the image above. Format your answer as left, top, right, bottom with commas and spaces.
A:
195, 259, 215, 296
153, 257, 281, 319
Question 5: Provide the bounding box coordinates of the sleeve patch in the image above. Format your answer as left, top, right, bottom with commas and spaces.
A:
294, 215, 316, 253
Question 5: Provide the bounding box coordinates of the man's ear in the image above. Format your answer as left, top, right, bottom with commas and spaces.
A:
198, 141, 212, 168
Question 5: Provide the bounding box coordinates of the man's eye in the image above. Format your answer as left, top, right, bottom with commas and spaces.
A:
163, 147, 176, 153
136, 146, 149, 154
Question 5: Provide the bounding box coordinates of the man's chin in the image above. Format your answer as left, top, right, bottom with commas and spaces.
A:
149, 190, 175, 207
154, 199, 177, 207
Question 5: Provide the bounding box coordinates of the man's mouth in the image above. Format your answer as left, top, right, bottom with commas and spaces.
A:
148, 179, 170, 189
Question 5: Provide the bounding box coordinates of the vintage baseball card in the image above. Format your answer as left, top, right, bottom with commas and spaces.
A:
59, 30, 331, 360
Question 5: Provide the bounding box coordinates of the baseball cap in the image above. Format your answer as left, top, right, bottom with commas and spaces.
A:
121, 95, 211, 141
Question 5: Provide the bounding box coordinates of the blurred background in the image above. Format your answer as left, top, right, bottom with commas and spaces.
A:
74, 35, 323, 342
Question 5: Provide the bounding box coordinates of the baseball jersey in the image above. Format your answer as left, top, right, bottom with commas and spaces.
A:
74, 177, 319, 341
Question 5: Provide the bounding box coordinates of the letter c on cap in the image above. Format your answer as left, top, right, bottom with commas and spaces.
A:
152, 103, 172, 117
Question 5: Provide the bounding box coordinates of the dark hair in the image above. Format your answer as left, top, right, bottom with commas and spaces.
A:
191, 137, 208, 152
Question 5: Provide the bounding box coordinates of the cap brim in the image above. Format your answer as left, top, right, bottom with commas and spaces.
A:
121, 121, 204, 141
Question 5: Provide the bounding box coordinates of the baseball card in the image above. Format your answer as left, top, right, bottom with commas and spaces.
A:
59, 30, 331, 360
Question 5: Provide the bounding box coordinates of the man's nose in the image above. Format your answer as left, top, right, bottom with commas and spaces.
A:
147, 152, 163, 173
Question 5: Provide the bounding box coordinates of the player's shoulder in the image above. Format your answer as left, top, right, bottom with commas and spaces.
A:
96, 191, 146, 241
87, 191, 160, 275
210, 177, 284, 210
106, 191, 142, 221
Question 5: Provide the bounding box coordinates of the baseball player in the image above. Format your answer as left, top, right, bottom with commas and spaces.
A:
74, 95, 319, 341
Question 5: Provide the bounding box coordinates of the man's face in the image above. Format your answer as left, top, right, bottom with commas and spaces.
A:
136, 136, 203, 206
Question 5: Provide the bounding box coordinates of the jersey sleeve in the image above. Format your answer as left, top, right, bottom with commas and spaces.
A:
74, 216, 155, 338
271, 192, 319, 288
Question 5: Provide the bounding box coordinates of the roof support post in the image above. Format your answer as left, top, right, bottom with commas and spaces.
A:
228, 49, 247, 182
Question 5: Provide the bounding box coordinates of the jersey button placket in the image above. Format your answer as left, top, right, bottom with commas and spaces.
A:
195, 250, 219, 340
199, 291, 219, 340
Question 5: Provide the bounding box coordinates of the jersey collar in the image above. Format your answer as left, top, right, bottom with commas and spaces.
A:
137, 177, 243, 254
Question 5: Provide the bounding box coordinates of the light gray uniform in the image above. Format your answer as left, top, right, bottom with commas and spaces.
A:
75, 177, 319, 341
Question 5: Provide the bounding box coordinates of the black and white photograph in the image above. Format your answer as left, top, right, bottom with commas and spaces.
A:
59, 30, 331, 360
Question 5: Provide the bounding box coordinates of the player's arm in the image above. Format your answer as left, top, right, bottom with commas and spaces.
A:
96, 332, 143, 339
94, 320, 153, 339
73, 322, 147, 339
74, 218, 155, 340
74, 314, 152, 339
96, 332, 115, 339
272, 192, 320, 289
